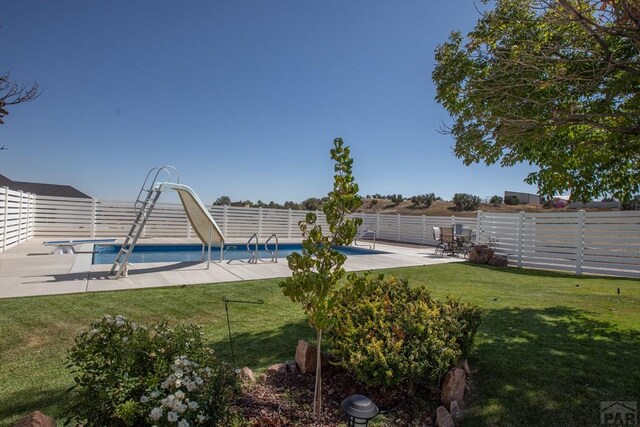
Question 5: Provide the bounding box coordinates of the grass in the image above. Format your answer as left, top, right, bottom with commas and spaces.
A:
0, 263, 639, 426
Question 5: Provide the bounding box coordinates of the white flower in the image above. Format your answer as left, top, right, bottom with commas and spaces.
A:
186, 381, 197, 392
149, 407, 163, 420
167, 411, 179, 422
197, 414, 207, 424
176, 402, 188, 413
150, 390, 160, 399
174, 390, 185, 400
178, 419, 190, 427
140, 395, 149, 403
188, 401, 199, 410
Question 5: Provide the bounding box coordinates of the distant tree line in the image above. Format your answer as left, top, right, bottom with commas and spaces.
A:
212, 196, 329, 211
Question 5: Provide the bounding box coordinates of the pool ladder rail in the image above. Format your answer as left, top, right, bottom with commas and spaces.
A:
354, 229, 377, 250
245, 233, 279, 263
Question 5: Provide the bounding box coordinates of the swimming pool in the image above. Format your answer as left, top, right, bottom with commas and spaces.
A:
92, 243, 387, 265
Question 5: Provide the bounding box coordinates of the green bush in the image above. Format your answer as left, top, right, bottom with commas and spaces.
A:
328, 274, 482, 391
411, 193, 436, 209
489, 195, 503, 205
66, 315, 239, 426
389, 194, 404, 205
504, 195, 520, 205
453, 193, 481, 211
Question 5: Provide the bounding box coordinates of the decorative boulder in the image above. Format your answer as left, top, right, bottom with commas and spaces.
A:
436, 406, 454, 427
441, 368, 466, 410
487, 255, 508, 267
285, 359, 297, 374
468, 245, 494, 264
450, 400, 462, 422
12, 411, 56, 427
266, 362, 286, 376
240, 367, 255, 382
295, 340, 328, 374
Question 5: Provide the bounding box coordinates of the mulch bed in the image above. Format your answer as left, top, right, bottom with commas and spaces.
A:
235, 364, 439, 426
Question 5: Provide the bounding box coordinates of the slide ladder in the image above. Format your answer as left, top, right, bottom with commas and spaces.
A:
109, 166, 179, 278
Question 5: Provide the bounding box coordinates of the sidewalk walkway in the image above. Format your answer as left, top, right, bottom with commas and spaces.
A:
0, 238, 463, 299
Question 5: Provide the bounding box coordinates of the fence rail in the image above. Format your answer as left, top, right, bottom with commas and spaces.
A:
2, 190, 639, 278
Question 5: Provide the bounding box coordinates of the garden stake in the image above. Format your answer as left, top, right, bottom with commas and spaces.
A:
222, 296, 264, 368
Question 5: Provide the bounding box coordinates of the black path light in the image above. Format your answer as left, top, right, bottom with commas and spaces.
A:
342, 394, 379, 426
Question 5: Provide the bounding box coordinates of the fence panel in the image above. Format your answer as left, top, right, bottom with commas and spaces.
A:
0, 188, 36, 253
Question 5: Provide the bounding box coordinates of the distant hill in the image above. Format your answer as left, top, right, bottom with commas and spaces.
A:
355, 198, 603, 217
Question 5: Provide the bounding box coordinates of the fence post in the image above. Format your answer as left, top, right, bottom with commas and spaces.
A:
475, 210, 482, 244
517, 211, 525, 268
376, 213, 380, 236
422, 215, 426, 245
26, 192, 31, 240
288, 209, 292, 239
258, 207, 263, 239
396, 214, 400, 242
2, 187, 8, 251
18, 190, 24, 243
451, 215, 456, 226
91, 198, 97, 238
223, 205, 228, 236
576, 210, 585, 275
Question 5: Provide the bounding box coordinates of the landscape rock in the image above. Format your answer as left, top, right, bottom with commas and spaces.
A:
266, 363, 287, 376
468, 245, 494, 264
436, 406, 454, 427
240, 367, 255, 382
295, 340, 328, 374
12, 411, 56, 427
487, 255, 508, 267
285, 359, 297, 374
441, 368, 466, 410
450, 400, 462, 423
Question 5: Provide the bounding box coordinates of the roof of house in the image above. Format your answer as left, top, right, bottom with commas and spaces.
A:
0, 174, 91, 199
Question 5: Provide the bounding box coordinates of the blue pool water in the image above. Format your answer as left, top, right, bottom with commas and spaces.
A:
92, 243, 387, 265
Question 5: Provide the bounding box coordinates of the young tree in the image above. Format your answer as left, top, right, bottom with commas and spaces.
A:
433, 0, 640, 202
280, 138, 362, 421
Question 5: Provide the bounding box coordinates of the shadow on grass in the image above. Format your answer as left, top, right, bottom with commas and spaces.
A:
466, 306, 640, 427
0, 386, 68, 426
462, 262, 640, 282
210, 319, 314, 371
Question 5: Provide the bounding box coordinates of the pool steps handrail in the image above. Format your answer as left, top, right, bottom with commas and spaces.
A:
354, 229, 377, 250
264, 233, 279, 263
246, 233, 258, 264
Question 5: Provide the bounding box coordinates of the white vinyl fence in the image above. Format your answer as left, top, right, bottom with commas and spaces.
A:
31, 196, 329, 241
2, 190, 640, 278
0, 187, 36, 253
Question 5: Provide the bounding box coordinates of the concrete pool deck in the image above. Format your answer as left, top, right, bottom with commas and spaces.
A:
0, 238, 464, 299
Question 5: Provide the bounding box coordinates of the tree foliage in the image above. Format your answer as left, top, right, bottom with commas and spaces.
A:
433, 0, 640, 202
453, 193, 482, 211
279, 138, 362, 420
0, 72, 39, 125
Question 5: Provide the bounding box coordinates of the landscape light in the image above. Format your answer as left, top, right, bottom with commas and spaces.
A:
341, 394, 379, 427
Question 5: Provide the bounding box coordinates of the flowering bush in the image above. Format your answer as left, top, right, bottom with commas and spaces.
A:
66, 315, 239, 426
328, 274, 482, 392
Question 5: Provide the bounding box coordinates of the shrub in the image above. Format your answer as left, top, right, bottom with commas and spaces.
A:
489, 195, 503, 205
504, 195, 520, 205
328, 274, 482, 392
452, 193, 481, 211
66, 315, 239, 426
411, 193, 436, 209
389, 194, 404, 205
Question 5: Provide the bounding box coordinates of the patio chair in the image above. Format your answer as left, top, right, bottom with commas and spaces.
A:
432, 226, 445, 255
440, 226, 457, 256
456, 229, 474, 257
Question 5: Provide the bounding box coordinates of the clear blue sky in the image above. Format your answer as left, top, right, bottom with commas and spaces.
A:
1, 0, 538, 203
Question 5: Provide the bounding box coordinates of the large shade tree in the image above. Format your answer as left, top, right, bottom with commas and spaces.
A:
433, 0, 640, 201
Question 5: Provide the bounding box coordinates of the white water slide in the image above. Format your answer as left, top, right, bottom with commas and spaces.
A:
156, 182, 225, 255
110, 167, 225, 278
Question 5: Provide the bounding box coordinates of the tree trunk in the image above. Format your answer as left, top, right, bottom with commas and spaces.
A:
313, 329, 323, 422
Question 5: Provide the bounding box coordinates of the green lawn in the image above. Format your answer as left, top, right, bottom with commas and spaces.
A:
1, 263, 638, 426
